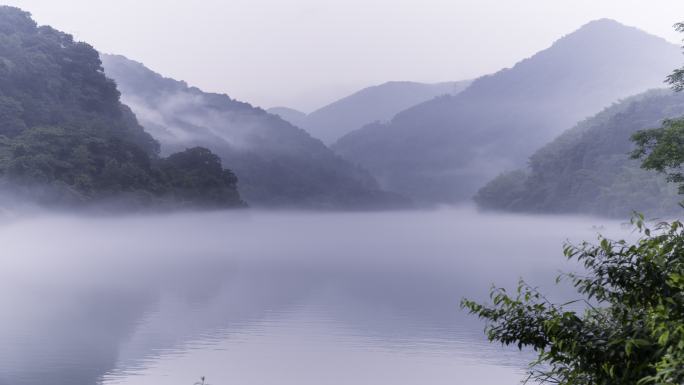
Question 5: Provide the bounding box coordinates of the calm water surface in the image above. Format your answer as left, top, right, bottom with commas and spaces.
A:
0, 207, 627, 385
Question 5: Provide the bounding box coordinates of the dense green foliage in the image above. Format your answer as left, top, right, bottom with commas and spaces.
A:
0, 6, 243, 208
332, 20, 682, 203
475, 90, 684, 217
632, 24, 684, 198
102, 54, 407, 209
632, 119, 684, 193
462, 216, 684, 385
665, 23, 684, 92
159, 147, 241, 207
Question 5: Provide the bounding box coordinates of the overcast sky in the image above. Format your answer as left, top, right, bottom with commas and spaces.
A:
5, 0, 684, 111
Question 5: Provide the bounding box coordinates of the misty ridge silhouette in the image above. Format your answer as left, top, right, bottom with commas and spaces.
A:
101, 54, 407, 210
332, 19, 682, 207
284, 80, 472, 144
97, 19, 684, 217
0, 4, 677, 217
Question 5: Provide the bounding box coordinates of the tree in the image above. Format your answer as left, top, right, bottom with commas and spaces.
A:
461, 215, 684, 385
632, 118, 684, 193
632, 22, 684, 193
0, 6, 245, 209
158, 147, 244, 208
665, 23, 684, 92
463, 21, 684, 385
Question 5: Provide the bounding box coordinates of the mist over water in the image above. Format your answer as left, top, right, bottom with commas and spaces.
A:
0, 207, 628, 385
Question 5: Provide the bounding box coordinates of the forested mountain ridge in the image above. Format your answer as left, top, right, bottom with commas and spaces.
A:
0, 6, 243, 208
475, 89, 684, 217
332, 19, 683, 203
293, 80, 471, 144
102, 54, 407, 209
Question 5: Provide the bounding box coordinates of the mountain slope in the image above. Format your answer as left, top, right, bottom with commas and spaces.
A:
332, 19, 682, 203
102, 54, 406, 209
266, 107, 306, 128
475, 89, 684, 218
0, 6, 243, 208
297, 80, 471, 144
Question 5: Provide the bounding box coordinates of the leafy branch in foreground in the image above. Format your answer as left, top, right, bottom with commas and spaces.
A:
631, 22, 684, 195
462, 215, 684, 385
665, 22, 684, 92
632, 119, 684, 194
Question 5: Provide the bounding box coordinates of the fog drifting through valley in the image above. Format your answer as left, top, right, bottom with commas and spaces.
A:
0, 207, 631, 385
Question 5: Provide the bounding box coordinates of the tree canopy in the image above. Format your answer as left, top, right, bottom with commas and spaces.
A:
632, 22, 684, 196
0, 6, 244, 208
464, 21, 684, 385
665, 22, 684, 92
462, 216, 684, 384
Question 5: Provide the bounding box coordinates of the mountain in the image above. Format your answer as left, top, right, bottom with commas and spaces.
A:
295, 81, 470, 144
332, 19, 683, 203
101, 54, 406, 209
0, 6, 243, 209
266, 107, 307, 128
475, 89, 684, 218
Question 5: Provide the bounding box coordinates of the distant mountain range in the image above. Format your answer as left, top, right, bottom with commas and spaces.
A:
102, 54, 407, 209
1, 5, 681, 214
270, 81, 471, 144
475, 89, 684, 218
331, 19, 683, 203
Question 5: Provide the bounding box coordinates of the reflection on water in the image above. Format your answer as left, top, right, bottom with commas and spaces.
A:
0, 207, 623, 385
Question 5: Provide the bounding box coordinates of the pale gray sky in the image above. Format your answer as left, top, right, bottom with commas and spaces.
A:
5, 0, 684, 111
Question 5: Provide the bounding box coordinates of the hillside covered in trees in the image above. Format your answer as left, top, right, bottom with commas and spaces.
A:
475, 90, 684, 217
102, 54, 405, 209
0, 6, 243, 208
332, 19, 683, 203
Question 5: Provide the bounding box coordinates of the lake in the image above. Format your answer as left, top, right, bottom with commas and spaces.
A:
0, 207, 626, 385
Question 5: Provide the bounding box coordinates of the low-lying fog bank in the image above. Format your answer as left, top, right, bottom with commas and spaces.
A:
0, 207, 630, 385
